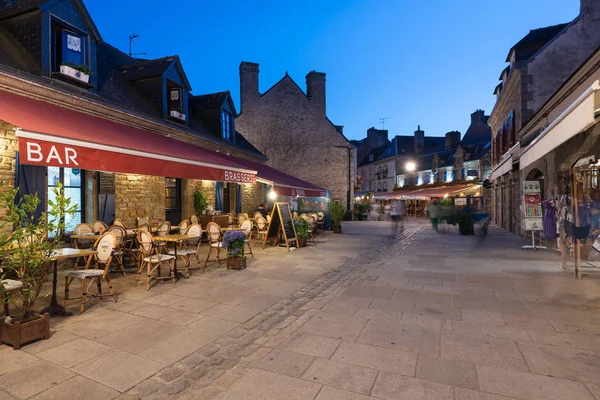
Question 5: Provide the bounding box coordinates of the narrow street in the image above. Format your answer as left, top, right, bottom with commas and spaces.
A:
174, 220, 600, 400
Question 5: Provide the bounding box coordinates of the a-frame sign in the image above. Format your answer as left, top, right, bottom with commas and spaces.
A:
263, 202, 298, 251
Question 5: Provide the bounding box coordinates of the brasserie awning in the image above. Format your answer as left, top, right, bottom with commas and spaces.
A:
520, 80, 600, 170
0, 89, 257, 183
221, 155, 328, 197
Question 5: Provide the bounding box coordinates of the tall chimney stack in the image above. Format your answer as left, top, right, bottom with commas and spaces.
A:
239, 61, 260, 112
414, 125, 425, 154
445, 131, 461, 149
306, 71, 326, 114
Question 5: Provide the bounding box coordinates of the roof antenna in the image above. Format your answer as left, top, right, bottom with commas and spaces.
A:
128, 31, 147, 58
379, 117, 389, 130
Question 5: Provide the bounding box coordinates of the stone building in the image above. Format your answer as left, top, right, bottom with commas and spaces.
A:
0, 0, 324, 229
235, 62, 354, 210
490, 0, 600, 234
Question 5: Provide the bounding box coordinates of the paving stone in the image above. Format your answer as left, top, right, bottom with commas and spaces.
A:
218, 369, 321, 400
159, 310, 204, 326
527, 329, 600, 353
302, 358, 378, 395
0, 361, 75, 399
371, 371, 454, 400
400, 312, 452, 330
353, 306, 401, 321
0, 347, 38, 375
298, 312, 367, 340
256, 349, 315, 378
186, 316, 240, 335
21, 330, 79, 355
477, 364, 595, 400
314, 386, 374, 400
183, 364, 208, 380
128, 378, 165, 397
201, 304, 260, 323
450, 321, 532, 341
331, 341, 417, 376
62, 311, 146, 339
72, 349, 165, 392
357, 319, 441, 356
170, 298, 218, 313
139, 329, 219, 364
442, 331, 528, 371
36, 338, 112, 368
280, 332, 341, 358
587, 383, 600, 400
519, 341, 600, 384
97, 319, 182, 354
28, 376, 119, 400
156, 363, 186, 382
415, 354, 479, 390
454, 387, 518, 400
160, 378, 191, 395
502, 314, 555, 331
460, 309, 505, 326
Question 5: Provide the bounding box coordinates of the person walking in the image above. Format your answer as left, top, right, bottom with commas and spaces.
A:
428, 199, 441, 231
390, 199, 403, 235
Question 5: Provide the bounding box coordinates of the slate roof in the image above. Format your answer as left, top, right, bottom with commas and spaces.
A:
189, 91, 229, 111
120, 56, 175, 81
506, 23, 568, 62
358, 144, 388, 167
0, 0, 45, 20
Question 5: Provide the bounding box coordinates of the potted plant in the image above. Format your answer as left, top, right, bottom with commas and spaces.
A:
294, 218, 309, 247
0, 184, 77, 349
455, 212, 475, 235
378, 204, 385, 221
354, 204, 369, 221
222, 230, 247, 269
194, 190, 209, 215
330, 202, 345, 234
59, 62, 91, 83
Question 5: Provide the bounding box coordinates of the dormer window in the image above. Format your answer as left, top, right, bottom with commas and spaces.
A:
222, 111, 233, 141
167, 81, 186, 122
52, 20, 90, 84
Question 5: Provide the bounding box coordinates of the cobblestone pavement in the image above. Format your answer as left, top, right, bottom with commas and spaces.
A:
3, 221, 600, 400
174, 220, 600, 400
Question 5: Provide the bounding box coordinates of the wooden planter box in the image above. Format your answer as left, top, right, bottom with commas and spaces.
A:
227, 257, 247, 270
1, 313, 50, 350
297, 237, 307, 247
333, 225, 342, 234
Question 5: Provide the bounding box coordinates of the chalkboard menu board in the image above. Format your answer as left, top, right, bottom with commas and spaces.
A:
263, 202, 298, 251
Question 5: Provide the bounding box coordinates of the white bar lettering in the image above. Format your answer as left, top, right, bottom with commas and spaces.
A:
26, 142, 43, 162
65, 147, 79, 166
46, 146, 63, 164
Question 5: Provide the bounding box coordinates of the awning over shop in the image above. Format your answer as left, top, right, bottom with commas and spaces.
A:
490, 143, 520, 180
520, 80, 600, 170
0, 90, 257, 183
396, 184, 479, 200
220, 155, 328, 197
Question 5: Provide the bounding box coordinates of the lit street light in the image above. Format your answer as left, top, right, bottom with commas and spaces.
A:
405, 161, 416, 172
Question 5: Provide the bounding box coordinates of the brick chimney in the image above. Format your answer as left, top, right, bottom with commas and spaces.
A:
306, 71, 326, 114
471, 109, 485, 124
581, 0, 599, 14
445, 131, 461, 149
414, 125, 425, 154
239, 61, 259, 112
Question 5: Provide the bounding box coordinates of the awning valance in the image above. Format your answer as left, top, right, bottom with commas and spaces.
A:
399, 184, 478, 199
0, 90, 257, 183
221, 155, 328, 197
520, 80, 600, 170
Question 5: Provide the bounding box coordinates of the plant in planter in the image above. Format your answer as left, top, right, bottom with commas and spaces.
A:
455, 212, 475, 235
330, 202, 345, 233
378, 204, 386, 221
222, 230, 247, 269
294, 218, 309, 247
194, 190, 209, 215
59, 62, 92, 83
0, 184, 77, 349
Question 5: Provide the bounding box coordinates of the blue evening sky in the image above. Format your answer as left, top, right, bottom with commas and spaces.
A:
86, 0, 578, 140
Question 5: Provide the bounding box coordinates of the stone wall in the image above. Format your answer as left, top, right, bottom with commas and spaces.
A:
0, 121, 17, 193
237, 65, 353, 210
241, 182, 264, 214
114, 173, 165, 227
181, 179, 216, 220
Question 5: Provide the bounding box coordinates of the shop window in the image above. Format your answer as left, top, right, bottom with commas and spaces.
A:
52, 21, 87, 73
222, 111, 233, 141
47, 167, 83, 234
165, 177, 182, 225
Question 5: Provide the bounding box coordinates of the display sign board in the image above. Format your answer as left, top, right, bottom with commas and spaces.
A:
524, 206, 542, 217
523, 181, 541, 194
524, 194, 542, 205
263, 202, 298, 251
523, 180, 542, 231
524, 218, 543, 231
467, 169, 479, 177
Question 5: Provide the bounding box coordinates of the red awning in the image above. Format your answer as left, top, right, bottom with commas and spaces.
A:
221, 155, 328, 197
405, 184, 478, 198
0, 90, 257, 183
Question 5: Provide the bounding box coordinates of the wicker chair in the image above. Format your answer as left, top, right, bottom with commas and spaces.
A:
137, 216, 149, 227
175, 220, 190, 249
204, 222, 224, 268
256, 216, 268, 241
169, 224, 203, 277
136, 229, 175, 291
107, 226, 127, 276
292, 211, 298, 219
155, 221, 171, 254
306, 216, 316, 246
226, 213, 235, 227
92, 220, 108, 233
239, 220, 254, 258
113, 218, 126, 229
190, 215, 199, 225
317, 212, 325, 230
63, 232, 118, 313
237, 213, 247, 225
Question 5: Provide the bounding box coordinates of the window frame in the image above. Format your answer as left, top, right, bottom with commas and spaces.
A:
51, 18, 88, 74
47, 167, 85, 234
221, 111, 233, 141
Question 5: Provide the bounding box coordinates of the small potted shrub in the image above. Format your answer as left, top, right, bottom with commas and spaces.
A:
294, 218, 309, 247
455, 212, 475, 235
0, 184, 76, 349
194, 190, 209, 215
330, 202, 345, 234
222, 230, 246, 269
378, 205, 386, 221
59, 62, 91, 83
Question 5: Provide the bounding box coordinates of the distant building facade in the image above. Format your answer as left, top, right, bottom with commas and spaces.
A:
236, 62, 354, 208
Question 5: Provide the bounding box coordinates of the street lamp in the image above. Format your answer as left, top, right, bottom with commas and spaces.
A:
334, 145, 352, 220
405, 161, 416, 172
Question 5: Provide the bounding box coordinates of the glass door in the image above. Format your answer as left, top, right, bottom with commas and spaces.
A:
165, 177, 181, 225
47, 167, 84, 234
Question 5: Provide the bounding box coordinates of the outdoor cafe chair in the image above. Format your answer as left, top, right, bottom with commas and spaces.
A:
310, 213, 319, 233
253, 211, 263, 220
155, 221, 171, 253
190, 215, 199, 225
169, 223, 203, 277
266, 214, 271, 223
72, 223, 94, 264
306, 217, 316, 246
176, 220, 190, 248
137, 216, 150, 227
292, 211, 298, 219
256, 216, 268, 241
107, 225, 127, 276
226, 213, 235, 227
63, 232, 118, 313
136, 228, 175, 291
317, 212, 325, 229
204, 222, 224, 268
300, 213, 308, 219
113, 218, 127, 229
237, 213, 247, 225
239, 220, 254, 258
92, 220, 108, 234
